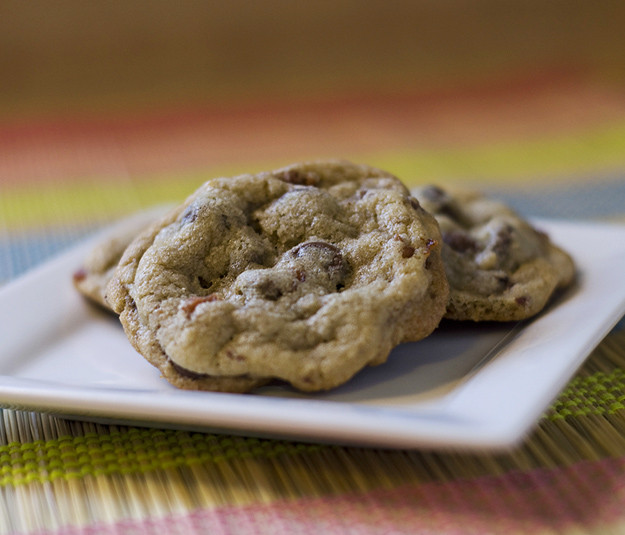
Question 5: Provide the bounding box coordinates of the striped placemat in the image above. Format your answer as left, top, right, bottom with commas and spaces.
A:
2, 68, 625, 534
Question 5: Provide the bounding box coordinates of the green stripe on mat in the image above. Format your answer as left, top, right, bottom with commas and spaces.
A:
2, 122, 625, 229
545, 330, 625, 419
1, 330, 624, 489
548, 370, 625, 418
0, 431, 323, 486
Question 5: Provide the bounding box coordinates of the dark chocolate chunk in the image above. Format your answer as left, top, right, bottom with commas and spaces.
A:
443, 230, 478, 254
402, 245, 415, 258
276, 169, 320, 186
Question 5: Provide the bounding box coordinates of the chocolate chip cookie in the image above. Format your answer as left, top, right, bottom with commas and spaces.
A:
411, 184, 575, 322
107, 161, 449, 392
73, 207, 170, 310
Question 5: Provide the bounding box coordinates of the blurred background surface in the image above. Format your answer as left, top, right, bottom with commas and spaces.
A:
1, 0, 625, 232
2, 1, 624, 115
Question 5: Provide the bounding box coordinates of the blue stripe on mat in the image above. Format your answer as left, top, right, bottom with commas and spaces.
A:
488, 172, 625, 220
0, 226, 99, 284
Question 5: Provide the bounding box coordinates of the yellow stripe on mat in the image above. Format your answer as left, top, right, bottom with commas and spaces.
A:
368, 121, 625, 186
2, 122, 625, 230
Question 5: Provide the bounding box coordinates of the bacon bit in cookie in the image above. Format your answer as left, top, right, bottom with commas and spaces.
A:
182, 294, 220, 317
295, 269, 306, 282
276, 169, 320, 186
423, 239, 438, 268
226, 350, 246, 362
515, 296, 529, 307
402, 245, 415, 258
72, 268, 88, 282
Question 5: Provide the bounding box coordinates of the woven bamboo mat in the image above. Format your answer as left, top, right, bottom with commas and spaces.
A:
1, 330, 625, 534
2, 67, 625, 534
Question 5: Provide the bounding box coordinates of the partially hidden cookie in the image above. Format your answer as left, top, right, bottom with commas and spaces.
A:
106, 161, 449, 392
73, 207, 170, 310
411, 184, 575, 322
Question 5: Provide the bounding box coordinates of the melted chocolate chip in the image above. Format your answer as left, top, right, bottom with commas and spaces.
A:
292, 241, 345, 270
276, 169, 320, 186
443, 230, 478, 254
401, 245, 415, 258
420, 185, 447, 203
492, 225, 513, 257
256, 279, 284, 301
289, 241, 350, 291
170, 359, 207, 380
170, 359, 255, 383
496, 274, 512, 289
420, 186, 464, 222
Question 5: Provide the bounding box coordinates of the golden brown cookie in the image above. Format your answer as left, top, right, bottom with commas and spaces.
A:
107, 161, 449, 392
73, 210, 167, 310
411, 184, 575, 322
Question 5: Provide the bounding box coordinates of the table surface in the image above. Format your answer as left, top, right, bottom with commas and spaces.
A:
2, 61, 625, 534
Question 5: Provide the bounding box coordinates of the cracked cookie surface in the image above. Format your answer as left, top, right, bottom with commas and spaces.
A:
411, 184, 575, 322
107, 161, 449, 392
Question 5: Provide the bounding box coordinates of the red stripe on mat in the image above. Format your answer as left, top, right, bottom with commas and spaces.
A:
3, 66, 625, 186
32, 456, 625, 535
0, 66, 588, 139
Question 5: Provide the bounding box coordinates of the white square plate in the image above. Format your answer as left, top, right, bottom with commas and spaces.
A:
1, 212, 624, 450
